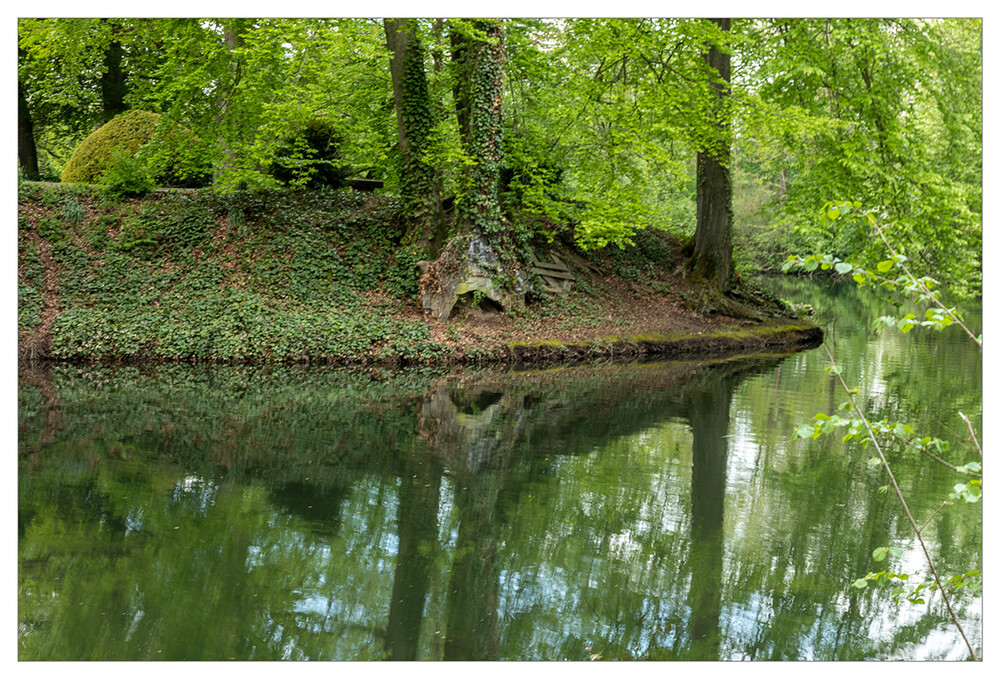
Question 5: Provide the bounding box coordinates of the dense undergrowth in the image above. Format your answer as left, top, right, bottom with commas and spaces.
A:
18, 183, 444, 364
18, 182, 811, 365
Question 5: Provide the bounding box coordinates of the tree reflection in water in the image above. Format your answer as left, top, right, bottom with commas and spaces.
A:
18, 315, 981, 660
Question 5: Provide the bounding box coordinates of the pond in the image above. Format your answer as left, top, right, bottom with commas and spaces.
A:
17, 278, 982, 661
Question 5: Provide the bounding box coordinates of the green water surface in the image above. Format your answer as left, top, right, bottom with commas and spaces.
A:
17, 278, 982, 660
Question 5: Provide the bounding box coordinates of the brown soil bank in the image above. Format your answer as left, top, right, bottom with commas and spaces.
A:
17, 183, 821, 367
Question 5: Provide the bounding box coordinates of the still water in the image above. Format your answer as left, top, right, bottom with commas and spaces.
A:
18, 279, 982, 661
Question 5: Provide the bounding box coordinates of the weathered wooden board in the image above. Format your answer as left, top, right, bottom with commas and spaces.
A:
531, 254, 575, 294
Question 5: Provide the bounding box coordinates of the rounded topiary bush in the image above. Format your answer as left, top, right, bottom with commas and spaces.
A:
61, 110, 211, 188
61, 110, 161, 184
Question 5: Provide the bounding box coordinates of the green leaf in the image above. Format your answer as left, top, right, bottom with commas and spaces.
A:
956, 461, 982, 474
873, 546, 889, 562
793, 425, 815, 439
852, 579, 869, 589
876, 260, 894, 273
834, 262, 853, 274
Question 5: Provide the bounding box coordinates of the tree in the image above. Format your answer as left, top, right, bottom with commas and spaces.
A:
384, 19, 447, 255
99, 19, 128, 124
17, 49, 40, 180
736, 19, 982, 297
688, 18, 734, 292
17, 19, 159, 177
454, 20, 508, 245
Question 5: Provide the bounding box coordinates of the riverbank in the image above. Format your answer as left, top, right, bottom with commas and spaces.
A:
18, 183, 821, 366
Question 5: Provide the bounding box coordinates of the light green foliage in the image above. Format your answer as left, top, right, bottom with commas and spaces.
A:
501, 19, 714, 249
783, 203, 978, 344
135, 19, 393, 191
852, 567, 981, 605
18, 19, 129, 177
100, 150, 155, 199
21, 18, 981, 297
738, 19, 981, 296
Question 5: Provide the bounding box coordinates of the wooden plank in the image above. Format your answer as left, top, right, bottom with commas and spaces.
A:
531, 258, 567, 268
534, 268, 575, 281
532, 252, 575, 295
531, 254, 570, 270
534, 264, 569, 272
532, 265, 573, 277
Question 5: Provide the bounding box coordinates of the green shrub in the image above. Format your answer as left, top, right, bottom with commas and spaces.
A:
61, 110, 162, 184
61, 110, 211, 189
269, 118, 352, 189
100, 150, 156, 200
140, 121, 213, 189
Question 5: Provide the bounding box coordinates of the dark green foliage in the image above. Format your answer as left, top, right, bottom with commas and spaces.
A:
598, 229, 677, 283
269, 118, 352, 189
22, 186, 443, 364
18, 235, 45, 331
18, 234, 45, 285
18, 283, 44, 329
35, 215, 64, 242
112, 200, 214, 258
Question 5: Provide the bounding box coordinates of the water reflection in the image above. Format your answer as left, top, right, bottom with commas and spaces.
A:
19, 281, 982, 660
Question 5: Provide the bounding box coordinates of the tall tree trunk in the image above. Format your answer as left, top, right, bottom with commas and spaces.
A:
456, 20, 506, 241
450, 26, 471, 152
689, 18, 733, 292
421, 21, 517, 323
385, 19, 446, 256
18, 75, 40, 180
100, 21, 128, 123
213, 20, 246, 190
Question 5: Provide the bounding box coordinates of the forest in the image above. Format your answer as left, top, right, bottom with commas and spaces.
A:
18, 18, 982, 305
17, 16, 983, 662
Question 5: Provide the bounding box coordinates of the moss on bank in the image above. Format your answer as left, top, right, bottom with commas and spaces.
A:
17, 182, 821, 366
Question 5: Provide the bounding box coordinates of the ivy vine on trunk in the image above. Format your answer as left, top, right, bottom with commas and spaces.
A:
385, 18, 447, 257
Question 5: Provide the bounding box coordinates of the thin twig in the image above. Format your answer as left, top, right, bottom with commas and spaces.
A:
822, 343, 978, 661
905, 498, 951, 536
925, 407, 977, 454
958, 412, 983, 459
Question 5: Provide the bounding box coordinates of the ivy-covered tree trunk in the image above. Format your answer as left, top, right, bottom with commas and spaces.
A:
421, 20, 521, 322
689, 18, 734, 293
384, 19, 447, 256
455, 20, 507, 243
